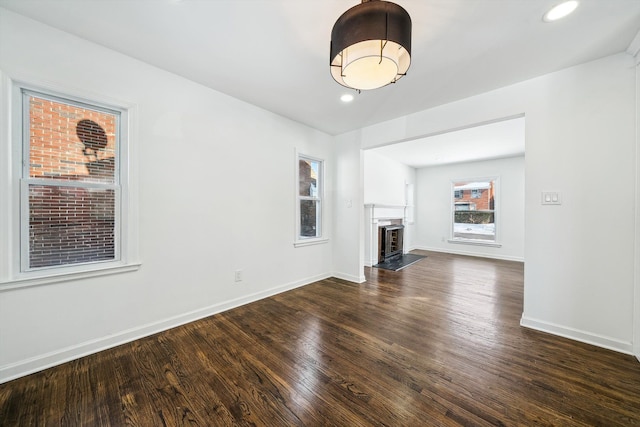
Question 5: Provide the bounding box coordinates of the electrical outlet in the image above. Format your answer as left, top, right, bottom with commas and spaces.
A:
234, 270, 243, 282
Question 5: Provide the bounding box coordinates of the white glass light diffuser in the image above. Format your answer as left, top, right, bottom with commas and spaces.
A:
333, 40, 409, 90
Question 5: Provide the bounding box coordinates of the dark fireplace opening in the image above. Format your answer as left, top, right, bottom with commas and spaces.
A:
378, 224, 404, 263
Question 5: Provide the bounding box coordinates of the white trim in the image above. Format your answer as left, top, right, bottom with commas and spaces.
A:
0, 262, 141, 291
521, 315, 634, 355
364, 204, 408, 221
363, 203, 406, 209
0, 271, 331, 384
634, 56, 640, 362
412, 245, 524, 262
18, 178, 118, 189
293, 237, 329, 248
0, 72, 13, 283
332, 271, 366, 283
447, 239, 502, 248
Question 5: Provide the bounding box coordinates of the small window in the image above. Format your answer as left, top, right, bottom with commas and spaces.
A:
454, 190, 463, 199
297, 155, 323, 240
452, 180, 496, 242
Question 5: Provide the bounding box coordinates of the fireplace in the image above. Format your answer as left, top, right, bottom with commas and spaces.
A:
378, 224, 404, 263
364, 205, 408, 267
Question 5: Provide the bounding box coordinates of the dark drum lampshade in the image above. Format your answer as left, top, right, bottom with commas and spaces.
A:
330, 0, 412, 90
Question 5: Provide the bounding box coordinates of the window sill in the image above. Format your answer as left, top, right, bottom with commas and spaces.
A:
448, 239, 502, 248
294, 237, 329, 248
0, 262, 142, 292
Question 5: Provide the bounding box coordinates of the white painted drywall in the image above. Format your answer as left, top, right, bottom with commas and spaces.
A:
0, 9, 334, 382
414, 156, 525, 261
364, 150, 416, 206
332, 130, 366, 283
334, 53, 637, 354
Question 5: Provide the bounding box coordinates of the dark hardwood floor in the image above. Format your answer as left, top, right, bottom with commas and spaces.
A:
2, 250, 640, 426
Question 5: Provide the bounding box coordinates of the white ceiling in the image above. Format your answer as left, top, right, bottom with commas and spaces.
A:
370, 116, 525, 168
1, 0, 639, 140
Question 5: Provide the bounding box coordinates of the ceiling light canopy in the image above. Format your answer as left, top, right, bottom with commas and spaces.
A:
330, 0, 412, 91
543, 1, 579, 22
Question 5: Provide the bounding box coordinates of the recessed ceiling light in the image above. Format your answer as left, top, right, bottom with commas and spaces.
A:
340, 94, 354, 103
543, 1, 579, 22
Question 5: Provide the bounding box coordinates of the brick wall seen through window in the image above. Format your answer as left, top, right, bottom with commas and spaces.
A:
298, 156, 322, 239
24, 93, 119, 269
452, 180, 496, 242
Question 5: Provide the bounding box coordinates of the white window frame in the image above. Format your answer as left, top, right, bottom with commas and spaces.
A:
448, 176, 502, 248
0, 75, 140, 289
294, 151, 328, 247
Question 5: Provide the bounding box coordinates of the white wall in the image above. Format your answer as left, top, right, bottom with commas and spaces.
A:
364, 150, 416, 206
333, 52, 637, 354
414, 156, 525, 261
0, 9, 335, 382
332, 130, 366, 283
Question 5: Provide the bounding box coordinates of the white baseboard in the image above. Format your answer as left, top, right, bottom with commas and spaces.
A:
0, 272, 331, 384
332, 271, 366, 283
520, 315, 634, 355
411, 245, 524, 262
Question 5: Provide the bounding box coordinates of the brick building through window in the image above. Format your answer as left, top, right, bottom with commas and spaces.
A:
23, 91, 119, 269
453, 181, 494, 211
452, 180, 496, 242
297, 156, 322, 239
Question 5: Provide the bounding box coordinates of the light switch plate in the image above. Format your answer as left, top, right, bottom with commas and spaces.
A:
542, 191, 562, 205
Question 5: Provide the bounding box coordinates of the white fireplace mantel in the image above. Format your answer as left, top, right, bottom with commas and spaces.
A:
364, 204, 407, 221
364, 204, 407, 266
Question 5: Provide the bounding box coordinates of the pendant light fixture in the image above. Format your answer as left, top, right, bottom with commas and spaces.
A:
330, 0, 412, 91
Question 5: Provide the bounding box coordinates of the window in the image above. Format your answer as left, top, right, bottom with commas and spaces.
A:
1, 83, 138, 286
454, 202, 475, 211
296, 154, 323, 242
21, 90, 121, 270
451, 179, 497, 243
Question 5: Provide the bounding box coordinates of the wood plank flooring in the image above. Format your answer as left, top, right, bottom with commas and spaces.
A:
2, 250, 640, 426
